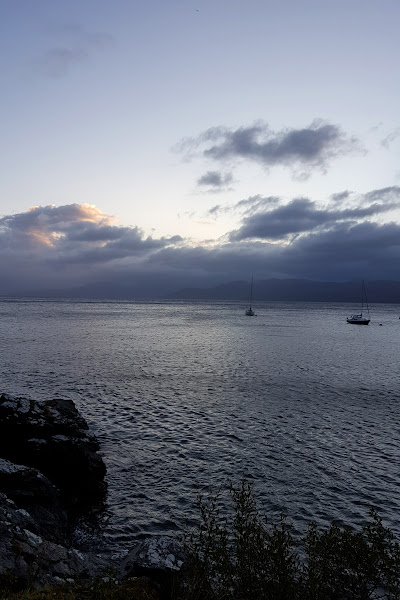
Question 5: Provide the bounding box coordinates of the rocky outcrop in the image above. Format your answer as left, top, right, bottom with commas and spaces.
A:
0, 395, 106, 512
0, 493, 107, 590
0, 393, 108, 590
121, 537, 185, 599
0, 393, 186, 594
121, 537, 184, 576
0, 458, 67, 543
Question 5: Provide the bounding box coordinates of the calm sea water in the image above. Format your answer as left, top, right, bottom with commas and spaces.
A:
0, 298, 399, 551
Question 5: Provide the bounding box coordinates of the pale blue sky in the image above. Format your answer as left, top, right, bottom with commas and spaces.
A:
1, 0, 400, 294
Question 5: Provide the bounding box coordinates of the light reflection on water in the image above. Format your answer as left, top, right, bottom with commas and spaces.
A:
1, 298, 400, 550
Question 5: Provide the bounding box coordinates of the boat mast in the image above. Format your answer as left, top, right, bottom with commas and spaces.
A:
362, 280, 370, 316
361, 280, 364, 315
249, 275, 253, 309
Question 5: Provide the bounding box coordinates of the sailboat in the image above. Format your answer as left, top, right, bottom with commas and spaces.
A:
347, 280, 370, 325
245, 276, 256, 316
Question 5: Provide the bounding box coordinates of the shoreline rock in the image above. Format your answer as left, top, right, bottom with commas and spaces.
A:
0, 395, 107, 512
0, 393, 109, 589
0, 458, 67, 543
0, 492, 109, 590
0, 393, 184, 595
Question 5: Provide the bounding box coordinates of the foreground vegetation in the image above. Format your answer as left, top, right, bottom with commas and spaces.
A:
2, 480, 400, 599
0, 575, 159, 600
178, 480, 400, 599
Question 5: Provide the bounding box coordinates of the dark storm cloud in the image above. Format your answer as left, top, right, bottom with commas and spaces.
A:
1, 194, 400, 296
177, 120, 360, 176
229, 187, 400, 241
230, 198, 324, 240
59, 220, 181, 255
38, 24, 114, 78
65, 222, 125, 242
146, 218, 400, 284
67, 232, 183, 265
269, 221, 400, 281
197, 170, 233, 189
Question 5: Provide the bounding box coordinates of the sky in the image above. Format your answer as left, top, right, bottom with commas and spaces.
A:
1, 0, 400, 296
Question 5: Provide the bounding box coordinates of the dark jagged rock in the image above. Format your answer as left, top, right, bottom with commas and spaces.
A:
0, 395, 107, 512
0, 493, 108, 590
0, 458, 67, 543
0, 394, 188, 594
0, 393, 108, 590
121, 537, 184, 575
121, 537, 185, 598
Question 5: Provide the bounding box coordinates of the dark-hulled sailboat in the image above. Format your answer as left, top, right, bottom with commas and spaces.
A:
347, 280, 370, 325
245, 276, 256, 316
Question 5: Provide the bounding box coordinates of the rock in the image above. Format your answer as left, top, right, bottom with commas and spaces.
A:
121, 537, 185, 597
0, 395, 107, 513
0, 393, 109, 591
0, 458, 67, 542
0, 493, 109, 590
121, 537, 184, 575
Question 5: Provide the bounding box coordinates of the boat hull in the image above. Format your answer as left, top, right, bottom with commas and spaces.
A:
346, 319, 370, 325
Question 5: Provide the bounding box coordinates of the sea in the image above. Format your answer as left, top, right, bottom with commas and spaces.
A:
1, 297, 399, 553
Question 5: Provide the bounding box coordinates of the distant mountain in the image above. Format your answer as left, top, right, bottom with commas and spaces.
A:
167, 279, 400, 303
7, 278, 400, 303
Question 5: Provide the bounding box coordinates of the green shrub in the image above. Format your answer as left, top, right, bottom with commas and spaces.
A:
178, 479, 400, 600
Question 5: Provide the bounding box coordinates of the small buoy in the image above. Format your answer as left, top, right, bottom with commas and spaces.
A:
379, 323, 383, 326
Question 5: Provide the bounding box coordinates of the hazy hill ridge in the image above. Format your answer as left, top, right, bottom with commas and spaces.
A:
168, 279, 400, 303
6, 279, 400, 303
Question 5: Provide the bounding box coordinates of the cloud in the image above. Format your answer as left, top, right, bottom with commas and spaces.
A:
1, 194, 400, 297
363, 186, 400, 204
197, 170, 233, 189
234, 195, 280, 215
207, 195, 279, 219
0, 204, 115, 249
330, 190, 351, 204
0, 204, 182, 292
229, 187, 400, 241
269, 221, 400, 281
177, 120, 361, 178
146, 218, 400, 285
381, 127, 400, 149
38, 24, 114, 78
208, 204, 222, 217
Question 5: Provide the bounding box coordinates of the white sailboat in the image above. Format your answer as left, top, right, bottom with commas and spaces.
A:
347, 280, 370, 325
245, 276, 256, 316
